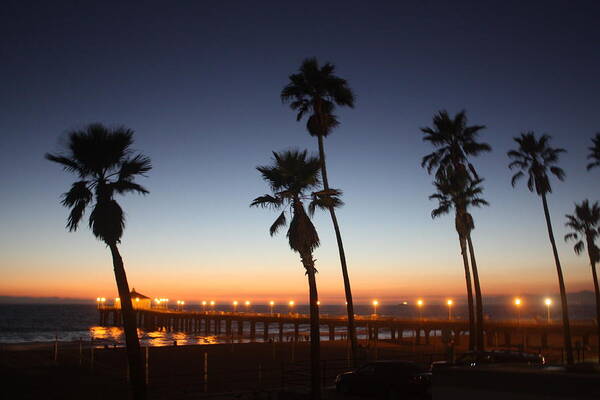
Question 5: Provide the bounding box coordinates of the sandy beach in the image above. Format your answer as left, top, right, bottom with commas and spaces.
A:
1, 338, 451, 399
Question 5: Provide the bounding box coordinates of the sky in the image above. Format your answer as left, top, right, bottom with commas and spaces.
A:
1, 0, 599, 305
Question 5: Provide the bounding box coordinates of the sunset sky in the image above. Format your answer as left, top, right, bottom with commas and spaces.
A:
1, 1, 599, 304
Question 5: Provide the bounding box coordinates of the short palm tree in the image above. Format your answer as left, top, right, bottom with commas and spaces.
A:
565, 200, 600, 362
281, 58, 359, 363
421, 110, 490, 351
587, 133, 600, 171
252, 150, 339, 400
46, 123, 150, 400
508, 131, 574, 364
430, 168, 488, 351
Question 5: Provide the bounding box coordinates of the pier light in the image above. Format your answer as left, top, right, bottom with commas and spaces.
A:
446, 299, 453, 320
544, 298, 552, 323
372, 300, 379, 315
416, 299, 424, 320
269, 300, 275, 314
233, 300, 238, 313
316, 300, 320, 305
96, 297, 101, 309
514, 298, 522, 325
288, 300, 295, 314
210, 300, 215, 311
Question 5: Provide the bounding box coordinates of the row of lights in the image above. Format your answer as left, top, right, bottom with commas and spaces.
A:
96, 296, 555, 321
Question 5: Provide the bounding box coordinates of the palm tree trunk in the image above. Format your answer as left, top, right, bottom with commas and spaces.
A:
458, 234, 476, 351
109, 243, 147, 400
301, 252, 321, 400
467, 234, 485, 351
316, 134, 357, 365
586, 237, 600, 363
540, 193, 574, 365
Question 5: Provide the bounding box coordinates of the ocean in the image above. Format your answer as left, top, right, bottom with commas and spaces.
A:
0, 303, 594, 347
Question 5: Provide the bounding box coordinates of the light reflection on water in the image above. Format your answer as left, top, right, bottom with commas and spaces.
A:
88, 325, 422, 347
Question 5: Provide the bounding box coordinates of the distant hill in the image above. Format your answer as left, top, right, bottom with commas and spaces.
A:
0, 296, 90, 304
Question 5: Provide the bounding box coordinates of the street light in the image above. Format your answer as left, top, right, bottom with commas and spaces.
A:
288, 300, 295, 314
210, 300, 215, 311
96, 297, 101, 309
372, 300, 379, 316
202, 300, 207, 312
446, 299, 453, 320
514, 298, 522, 325
233, 300, 238, 313
544, 298, 552, 323
416, 299, 424, 321
269, 300, 275, 314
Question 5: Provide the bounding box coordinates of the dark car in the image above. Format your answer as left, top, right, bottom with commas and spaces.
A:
335, 360, 431, 399
431, 350, 545, 371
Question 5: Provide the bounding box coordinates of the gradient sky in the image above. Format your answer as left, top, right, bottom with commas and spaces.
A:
1, 1, 599, 304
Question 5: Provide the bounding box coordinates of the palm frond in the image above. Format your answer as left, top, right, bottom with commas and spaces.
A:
118, 154, 152, 180
269, 211, 287, 236
45, 154, 84, 176
250, 194, 282, 209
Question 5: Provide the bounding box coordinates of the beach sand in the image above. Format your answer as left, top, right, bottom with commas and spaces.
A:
0, 337, 583, 399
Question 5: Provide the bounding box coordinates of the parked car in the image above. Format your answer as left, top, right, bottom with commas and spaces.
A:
334, 360, 431, 399
431, 350, 545, 371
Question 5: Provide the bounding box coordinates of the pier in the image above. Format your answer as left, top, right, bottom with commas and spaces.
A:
98, 306, 598, 351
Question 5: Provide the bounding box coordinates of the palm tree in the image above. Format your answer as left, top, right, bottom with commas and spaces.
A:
587, 133, 600, 171
565, 200, 600, 362
281, 58, 359, 363
421, 110, 490, 351
46, 123, 150, 400
251, 150, 339, 400
507, 131, 574, 365
430, 168, 488, 351
421, 110, 491, 181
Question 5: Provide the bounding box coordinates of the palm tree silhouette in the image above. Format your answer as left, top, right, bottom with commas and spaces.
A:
421, 110, 490, 351
429, 167, 488, 351
281, 58, 359, 363
587, 133, 600, 171
508, 131, 573, 364
565, 200, 600, 362
252, 150, 339, 400
46, 123, 150, 400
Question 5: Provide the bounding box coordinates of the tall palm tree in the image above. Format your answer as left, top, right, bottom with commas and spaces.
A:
565, 200, 600, 362
587, 133, 600, 171
252, 150, 339, 400
281, 58, 359, 363
430, 168, 488, 351
421, 110, 490, 351
507, 131, 574, 365
46, 124, 150, 400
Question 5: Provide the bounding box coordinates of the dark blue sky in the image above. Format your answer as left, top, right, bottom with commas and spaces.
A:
1, 1, 599, 302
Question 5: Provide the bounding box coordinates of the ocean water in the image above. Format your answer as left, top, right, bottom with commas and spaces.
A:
0, 303, 594, 346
